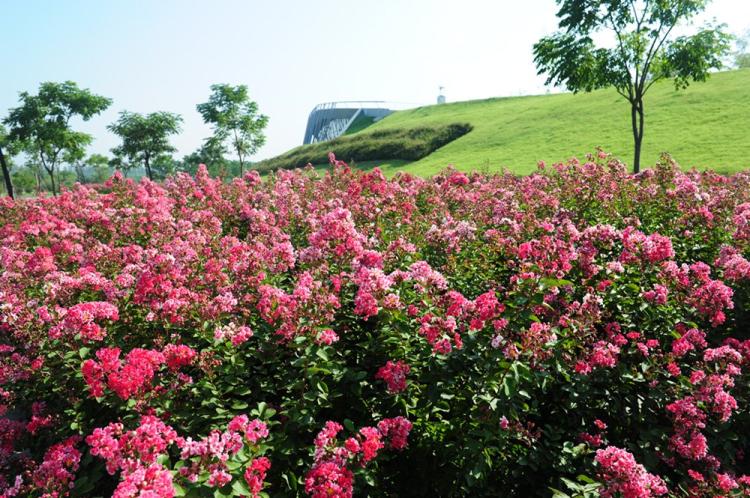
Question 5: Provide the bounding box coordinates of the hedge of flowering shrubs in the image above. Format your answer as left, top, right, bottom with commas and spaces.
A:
2, 151, 750, 497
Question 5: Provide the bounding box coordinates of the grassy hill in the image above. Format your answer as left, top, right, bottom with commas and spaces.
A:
262, 69, 750, 176
254, 124, 471, 173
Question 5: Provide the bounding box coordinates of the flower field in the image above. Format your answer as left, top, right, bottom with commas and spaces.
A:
3, 152, 750, 497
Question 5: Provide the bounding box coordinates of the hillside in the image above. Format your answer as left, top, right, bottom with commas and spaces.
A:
254, 124, 471, 173
263, 69, 750, 176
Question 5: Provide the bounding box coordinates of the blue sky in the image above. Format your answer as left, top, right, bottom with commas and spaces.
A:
2, 0, 748, 161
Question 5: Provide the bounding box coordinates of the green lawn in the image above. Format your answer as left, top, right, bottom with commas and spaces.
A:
310, 69, 750, 176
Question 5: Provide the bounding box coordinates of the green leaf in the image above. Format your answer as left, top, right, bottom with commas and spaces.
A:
232, 479, 251, 496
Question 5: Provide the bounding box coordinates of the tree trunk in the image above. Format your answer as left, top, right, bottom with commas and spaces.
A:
76, 163, 85, 183
46, 167, 57, 196
234, 129, 244, 176
39, 152, 57, 195
0, 146, 13, 199
145, 154, 153, 181
630, 96, 645, 174
35, 167, 42, 193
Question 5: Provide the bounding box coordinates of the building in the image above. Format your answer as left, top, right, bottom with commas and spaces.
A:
302, 101, 394, 144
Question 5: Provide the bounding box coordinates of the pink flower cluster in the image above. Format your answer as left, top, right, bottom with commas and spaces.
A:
48, 301, 119, 342
87, 416, 178, 497
213, 322, 254, 347
305, 417, 412, 498
178, 415, 269, 488
31, 437, 82, 498
87, 414, 270, 496
595, 446, 668, 498
375, 360, 411, 393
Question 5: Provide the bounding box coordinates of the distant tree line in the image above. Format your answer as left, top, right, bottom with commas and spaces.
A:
0, 82, 267, 198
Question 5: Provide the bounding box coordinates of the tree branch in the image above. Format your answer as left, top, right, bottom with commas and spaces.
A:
640, 22, 677, 95
606, 10, 635, 97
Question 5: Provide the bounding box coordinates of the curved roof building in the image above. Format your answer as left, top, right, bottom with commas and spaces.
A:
302, 101, 397, 144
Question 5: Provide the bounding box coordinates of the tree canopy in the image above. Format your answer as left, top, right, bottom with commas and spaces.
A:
533, 0, 731, 172
3, 81, 111, 194
197, 84, 268, 174
107, 111, 182, 181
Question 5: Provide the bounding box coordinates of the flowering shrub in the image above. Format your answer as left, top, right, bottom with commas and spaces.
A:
2, 151, 750, 496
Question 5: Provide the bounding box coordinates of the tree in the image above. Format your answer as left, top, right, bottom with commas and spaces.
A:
108, 111, 182, 181
0, 125, 18, 199
10, 164, 37, 195
181, 139, 230, 176
3, 81, 111, 194
63, 147, 87, 183
23, 156, 46, 193
197, 84, 268, 175
85, 153, 111, 183
150, 154, 178, 180
735, 30, 750, 69
108, 150, 135, 178
533, 0, 731, 173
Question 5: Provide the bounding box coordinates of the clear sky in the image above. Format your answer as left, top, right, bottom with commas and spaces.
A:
2, 0, 748, 161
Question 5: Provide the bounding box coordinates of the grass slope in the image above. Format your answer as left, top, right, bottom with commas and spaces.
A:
254, 123, 471, 173
316, 69, 750, 176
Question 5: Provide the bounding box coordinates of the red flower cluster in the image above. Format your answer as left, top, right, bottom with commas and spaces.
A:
82, 344, 194, 400
375, 360, 410, 393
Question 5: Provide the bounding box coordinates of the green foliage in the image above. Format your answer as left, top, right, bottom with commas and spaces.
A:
533, 0, 731, 172
107, 111, 183, 181
10, 164, 38, 194
150, 154, 179, 180
108, 150, 136, 178
254, 123, 472, 173
3, 81, 111, 195
180, 139, 244, 178
197, 84, 268, 174
85, 153, 112, 184
0, 124, 22, 158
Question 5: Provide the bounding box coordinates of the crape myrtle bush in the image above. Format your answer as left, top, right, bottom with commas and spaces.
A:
2, 151, 750, 497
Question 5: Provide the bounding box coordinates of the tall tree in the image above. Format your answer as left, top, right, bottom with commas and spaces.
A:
533, 0, 731, 173
0, 125, 18, 199
3, 81, 111, 194
107, 111, 182, 181
197, 84, 268, 175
